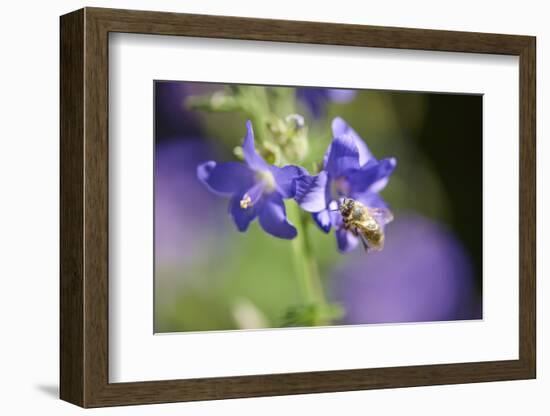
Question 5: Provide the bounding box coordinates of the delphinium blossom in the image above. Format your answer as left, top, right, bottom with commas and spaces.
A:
197, 121, 304, 239
294, 117, 396, 252
297, 88, 357, 118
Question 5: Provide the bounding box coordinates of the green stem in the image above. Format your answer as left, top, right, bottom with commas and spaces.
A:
288, 203, 329, 325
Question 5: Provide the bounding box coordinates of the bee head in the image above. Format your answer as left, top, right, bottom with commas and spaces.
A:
339, 198, 354, 217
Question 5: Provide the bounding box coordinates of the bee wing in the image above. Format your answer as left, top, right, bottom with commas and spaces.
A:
368, 207, 394, 226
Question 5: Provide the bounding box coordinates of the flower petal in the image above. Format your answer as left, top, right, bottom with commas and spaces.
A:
348, 157, 396, 193
229, 191, 258, 232
270, 165, 307, 198
325, 134, 361, 177
294, 171, 329, 212
332, 117, 373, 166
245, 182, 265, 206
258, 194, 297, 239
368, 157, 397, 192
242, 120, 269, 171
297, 88, 327, 118
369, 177, 389, 193
197, 161, 254, 196
327, 90, 357, 103
336, 228, 359, 253
312, 209, 332, 233
354, 192, 388, 209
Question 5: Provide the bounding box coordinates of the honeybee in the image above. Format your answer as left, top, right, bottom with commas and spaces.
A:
338, 198, 394, 252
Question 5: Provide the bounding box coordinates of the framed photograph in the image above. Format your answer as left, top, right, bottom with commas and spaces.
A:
60, 7, 536, 408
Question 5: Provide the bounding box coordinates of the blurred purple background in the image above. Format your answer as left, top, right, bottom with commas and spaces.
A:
155, 139, 220, 265
332, 214, 481, 324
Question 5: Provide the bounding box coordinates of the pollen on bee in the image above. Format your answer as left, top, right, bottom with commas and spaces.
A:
240, 194, 252, 209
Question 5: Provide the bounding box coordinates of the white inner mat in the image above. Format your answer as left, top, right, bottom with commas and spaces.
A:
109, 33, 519, 383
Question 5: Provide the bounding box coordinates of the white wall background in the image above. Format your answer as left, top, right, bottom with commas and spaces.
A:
0, 0, 546, 414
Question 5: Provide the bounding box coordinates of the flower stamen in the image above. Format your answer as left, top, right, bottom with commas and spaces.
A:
240, 194, 252, 209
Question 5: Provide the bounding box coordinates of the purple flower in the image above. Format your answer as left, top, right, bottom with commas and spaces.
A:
295, 117, 396, 252
297, 88, 357, 118
197, 121, 305, 239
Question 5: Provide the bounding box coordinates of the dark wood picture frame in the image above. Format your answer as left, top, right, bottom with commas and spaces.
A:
60, 7, 536, 408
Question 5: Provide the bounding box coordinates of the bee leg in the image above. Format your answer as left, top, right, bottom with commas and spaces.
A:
348, 227, 368, 252
357, 230, 370, 252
